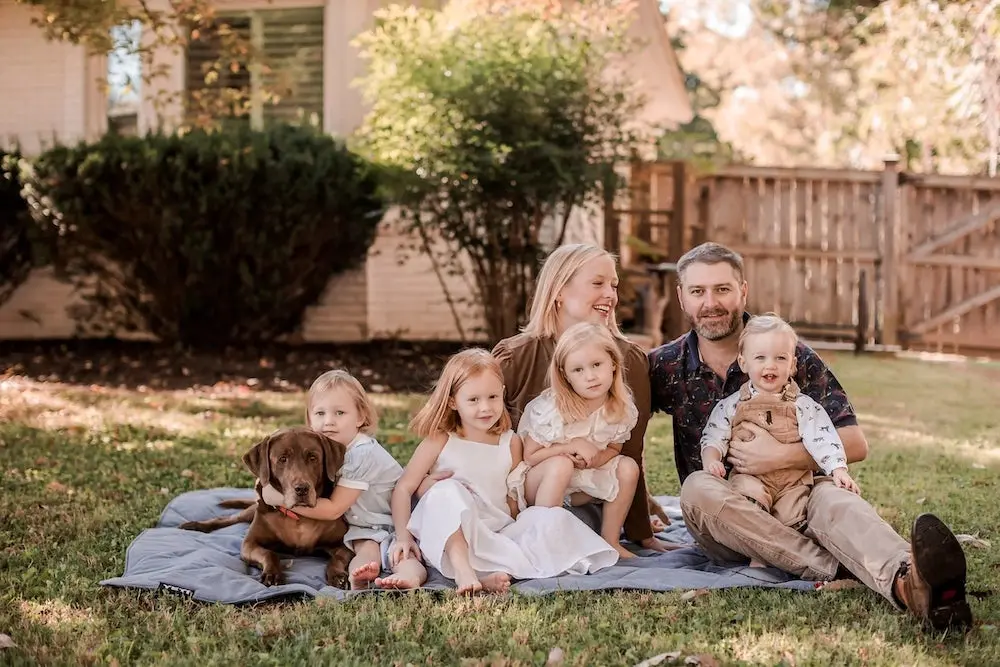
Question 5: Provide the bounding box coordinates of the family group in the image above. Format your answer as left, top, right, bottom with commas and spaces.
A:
259, 241, 973, 632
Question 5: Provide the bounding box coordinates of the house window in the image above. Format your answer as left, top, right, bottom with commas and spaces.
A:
107, 20, 142, 135
185, 8, 324, 130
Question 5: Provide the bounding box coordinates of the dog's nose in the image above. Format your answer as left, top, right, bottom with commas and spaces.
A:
294, 483, 309, 496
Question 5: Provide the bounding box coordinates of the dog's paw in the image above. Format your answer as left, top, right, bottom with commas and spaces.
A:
178, 521, 211, 533
260, 570, 285, 587
326, 570, 350, 590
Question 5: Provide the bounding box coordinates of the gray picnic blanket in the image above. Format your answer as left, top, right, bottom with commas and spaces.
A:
100, 488, 816, 604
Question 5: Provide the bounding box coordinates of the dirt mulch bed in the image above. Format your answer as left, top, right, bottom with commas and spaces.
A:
0, 339, 468, 394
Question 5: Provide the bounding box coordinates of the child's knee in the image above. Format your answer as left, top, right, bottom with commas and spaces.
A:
617, 455, 640, 483
540, 455, 575, 478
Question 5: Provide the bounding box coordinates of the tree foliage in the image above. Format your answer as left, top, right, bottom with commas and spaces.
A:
353, 1, 645, 340
665, 0, 1000, 174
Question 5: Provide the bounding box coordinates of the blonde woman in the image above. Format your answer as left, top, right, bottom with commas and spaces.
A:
492, 243, 675, 554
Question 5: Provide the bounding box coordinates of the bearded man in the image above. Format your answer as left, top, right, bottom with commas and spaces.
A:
647, 241, 973, 632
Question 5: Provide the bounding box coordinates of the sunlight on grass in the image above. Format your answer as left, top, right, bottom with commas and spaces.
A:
860, 412, 1000, 466
19, 599, 100, 631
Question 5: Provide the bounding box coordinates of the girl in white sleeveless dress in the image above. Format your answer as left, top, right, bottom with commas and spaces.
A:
389, 349, 619, 595
512, 322, 642, 559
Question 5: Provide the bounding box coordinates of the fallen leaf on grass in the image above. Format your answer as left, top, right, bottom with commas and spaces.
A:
0, 634, 16, 649
45, 481, 68, 494
634, 652, 681, 667
955, 534, 991, 549
680, 589, 710, 602
816, 580, 865, 592
545, 647, 565, 665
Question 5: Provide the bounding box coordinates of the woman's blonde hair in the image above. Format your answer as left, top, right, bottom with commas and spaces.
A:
550, 322, 632, 423
522, 243, 627, 340
306, 370, 379, 435
738, 312, 799, 354
408, 348, 513, 438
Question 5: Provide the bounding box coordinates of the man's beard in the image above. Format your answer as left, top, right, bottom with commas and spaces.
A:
688, 307, 742, 341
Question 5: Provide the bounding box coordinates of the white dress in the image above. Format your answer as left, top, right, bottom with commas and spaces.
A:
407, 430, 619, 580
514, 389, 638, 507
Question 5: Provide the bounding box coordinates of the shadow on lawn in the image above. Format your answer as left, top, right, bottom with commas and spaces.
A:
1, 339, 464, 393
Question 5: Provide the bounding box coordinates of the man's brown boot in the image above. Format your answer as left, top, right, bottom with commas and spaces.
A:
895, 513, 973, 632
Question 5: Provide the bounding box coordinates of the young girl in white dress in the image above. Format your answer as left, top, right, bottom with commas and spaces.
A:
513, 322, 642, 559
390, 348, 619, 595
259, 370, 427, 590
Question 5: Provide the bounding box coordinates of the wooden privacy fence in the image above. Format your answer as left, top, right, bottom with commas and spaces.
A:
607, 160, 1000, 355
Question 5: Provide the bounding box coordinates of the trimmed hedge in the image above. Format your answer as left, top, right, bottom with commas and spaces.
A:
22, 125, 385, 345
1, 149, 34, 306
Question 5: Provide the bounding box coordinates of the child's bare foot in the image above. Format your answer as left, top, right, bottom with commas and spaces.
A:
613, 543, 635, 560
375, 574, 421, 590
349, 561, 381, 589
748, 559, 766, 568
480, 572, 511, 593
454, 570, 483, 595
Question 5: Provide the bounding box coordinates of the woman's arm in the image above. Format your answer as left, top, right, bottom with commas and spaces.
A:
587, 440, 623, 469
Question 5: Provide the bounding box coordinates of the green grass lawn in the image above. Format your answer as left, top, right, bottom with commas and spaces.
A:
1, 352, 999, 666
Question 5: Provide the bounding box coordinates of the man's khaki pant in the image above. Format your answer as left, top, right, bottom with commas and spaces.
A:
680, 471, 910, 605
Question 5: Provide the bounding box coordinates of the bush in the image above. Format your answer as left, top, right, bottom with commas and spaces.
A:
21, 125, 384, 345
0, 148, 35, 307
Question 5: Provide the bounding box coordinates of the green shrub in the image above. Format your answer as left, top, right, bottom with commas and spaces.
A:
1, 148, 35, 306
22, 125, 384, 345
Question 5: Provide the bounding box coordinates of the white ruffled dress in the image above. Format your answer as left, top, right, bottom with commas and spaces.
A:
512, 389, 639, 508
407, 429, 619, 580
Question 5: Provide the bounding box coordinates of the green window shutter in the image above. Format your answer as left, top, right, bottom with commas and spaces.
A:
259, 8, 325, 129
185, 16, 253, 127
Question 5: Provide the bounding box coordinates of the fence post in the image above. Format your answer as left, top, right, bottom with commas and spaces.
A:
881, 156, 901, 346
661, 161, 692, 340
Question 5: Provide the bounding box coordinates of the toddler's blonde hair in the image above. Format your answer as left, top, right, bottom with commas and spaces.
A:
409, 348, 513, 438
550, 322, 632, 423
738, 313, 799, 354
306, 370, 379, 435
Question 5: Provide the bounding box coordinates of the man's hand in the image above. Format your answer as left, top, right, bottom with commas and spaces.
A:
727, 422, 809, 475
639, 536, 685, 553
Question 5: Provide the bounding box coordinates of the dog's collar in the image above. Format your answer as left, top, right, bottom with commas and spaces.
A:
275, 505, 301, 521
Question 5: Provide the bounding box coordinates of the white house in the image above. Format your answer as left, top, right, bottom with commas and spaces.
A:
0, 0, 692, 342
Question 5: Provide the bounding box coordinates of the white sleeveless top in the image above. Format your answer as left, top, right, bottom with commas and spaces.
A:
431, 429, 515, 516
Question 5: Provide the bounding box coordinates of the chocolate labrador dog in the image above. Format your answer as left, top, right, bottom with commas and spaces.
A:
179, 427, 353, 588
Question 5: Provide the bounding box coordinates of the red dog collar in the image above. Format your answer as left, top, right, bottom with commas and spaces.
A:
276, 506, 301, 521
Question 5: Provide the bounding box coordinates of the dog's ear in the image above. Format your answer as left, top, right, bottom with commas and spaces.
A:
317, 432, 346, 486
243, 433, 274, 484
